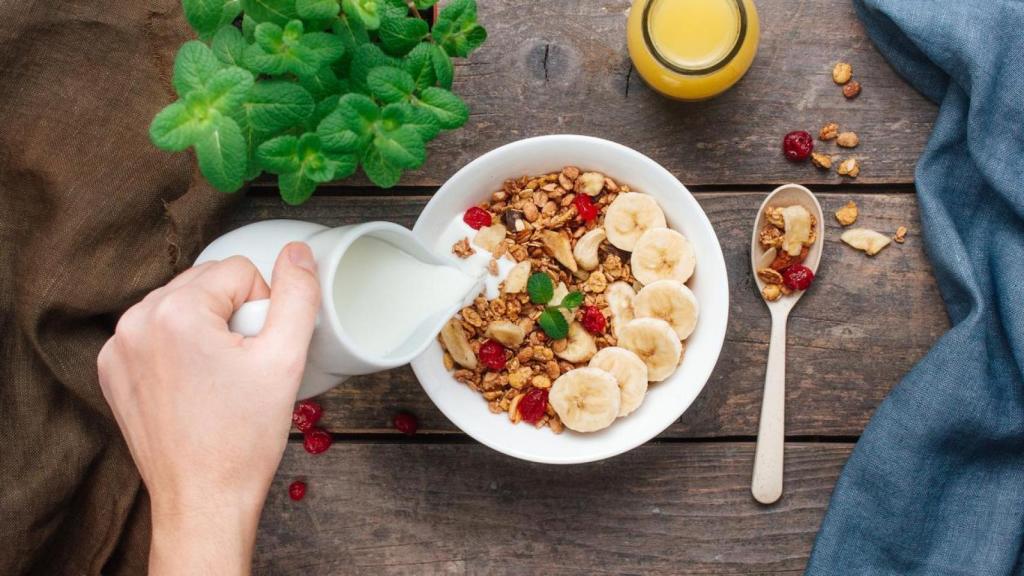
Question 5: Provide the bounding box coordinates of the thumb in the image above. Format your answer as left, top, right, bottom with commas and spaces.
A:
259, 242, 321, 351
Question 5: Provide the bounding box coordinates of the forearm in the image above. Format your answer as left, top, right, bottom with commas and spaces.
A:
149, 499, 263, 575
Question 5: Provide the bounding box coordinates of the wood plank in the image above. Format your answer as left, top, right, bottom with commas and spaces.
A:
249, 0, 936, 189
229, 191, 948, 438
255, 442, 850, 575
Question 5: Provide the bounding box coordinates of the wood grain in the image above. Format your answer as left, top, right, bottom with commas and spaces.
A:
251, 0, 935, 189
229, 191, 947, 438
254, 442, 850, 575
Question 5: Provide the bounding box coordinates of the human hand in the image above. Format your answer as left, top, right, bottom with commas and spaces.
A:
97, 242, 321, 575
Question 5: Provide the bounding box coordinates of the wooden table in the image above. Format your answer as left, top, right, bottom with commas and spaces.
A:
240, 0, 942, 572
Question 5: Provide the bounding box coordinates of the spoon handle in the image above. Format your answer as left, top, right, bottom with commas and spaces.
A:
752, 312, 786, 504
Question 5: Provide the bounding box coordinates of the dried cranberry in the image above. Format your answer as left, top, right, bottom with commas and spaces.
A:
782, 264, 815, 291
574, 194, 598, 222
579, 305, 606, 334
518, 388, 548, 424
463, 206, 492, 230
478, 339, 508, 371
292, 400, 323, 432
782, 131, 814, 161
393, 412, 418, 436
303, 427, 331, 455
288, 480, 306, 501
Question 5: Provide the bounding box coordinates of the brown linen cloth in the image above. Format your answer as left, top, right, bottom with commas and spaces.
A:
0, 2, 237, 573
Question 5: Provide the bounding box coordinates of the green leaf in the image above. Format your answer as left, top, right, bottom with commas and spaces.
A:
183, 0, 227, 37
299, 32, 346, 65
373, 125, 425, 169
342, 0, 381, 30
413, 0, 437, 9
245, 20, 324, 77
383, 102, 439, 140
307, 94, 340, 130
278, 171, 318, 204
149, 101, 205, 151
436, 0, 475, 26
205, 67, 255, 117
413, 87, 468, 129
195, 116, 247, 192
378, 16, 428, 56
316, 93, 379, 152
348, 43, 400, 92
244, 81, 314, 133
242, 14, 258, 40
211, 26, 248, 66
241, 0, 299, 25
361, 142, 402, 187
429, 43, 453, 89
432, 0, 485, 57
172, 41, 222, 97
527, 272, 554, 304
331, 12, 370, 63
257, 134, 302, 173
403, 43, 436, 90
296, 0, 339, 20
298, 64, 341, 99
559, 291, 584, 310
537, 308, 569, 340
218, 0, 243, 27
367, 66, 415, 103
378, 0, 411, 20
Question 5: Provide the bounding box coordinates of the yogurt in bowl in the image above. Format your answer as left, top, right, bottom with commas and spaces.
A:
411, 135, 729, 464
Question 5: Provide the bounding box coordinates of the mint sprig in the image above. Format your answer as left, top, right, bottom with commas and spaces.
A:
151, 0, 488, 203
527, 273, 584, 340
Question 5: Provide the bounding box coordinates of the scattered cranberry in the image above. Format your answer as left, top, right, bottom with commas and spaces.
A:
463, 206, 492, 230
518, 388, 548, 424
478, 339, 508, 371
393, 412, 418, 436
574, 194, 598, 222
579, 305, 606, 334
288, 480, 307, 501
303, 427, 332, 454
782, 130, 814, 161
292, 400, 323, 432
782, 264, 815, 291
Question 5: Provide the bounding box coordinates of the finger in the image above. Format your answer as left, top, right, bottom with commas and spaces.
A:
178, 256, 272, 321
258, 242, 321, 351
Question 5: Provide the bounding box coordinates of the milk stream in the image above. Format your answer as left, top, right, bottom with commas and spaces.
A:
333, 236, 479, 358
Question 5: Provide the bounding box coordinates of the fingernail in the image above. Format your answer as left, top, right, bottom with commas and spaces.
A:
287, 242, 316, 272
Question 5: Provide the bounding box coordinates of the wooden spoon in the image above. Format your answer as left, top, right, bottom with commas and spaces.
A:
749, 184, 824, 504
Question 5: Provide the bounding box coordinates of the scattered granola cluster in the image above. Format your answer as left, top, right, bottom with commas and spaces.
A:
438, 167, 698, 433
756, 204, 818, 301
782, 62, 866, 176
832, 61, 862, 99
834, 200, 909, 256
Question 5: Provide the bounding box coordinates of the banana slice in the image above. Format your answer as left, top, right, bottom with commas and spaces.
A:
781, 205, 812, 256
604, 193, 667, 251
555, 321, 597, 363
605, 281, 636, 337
633, 280, 699, 340
589, 347, 649, 417
549, 367, 621, 432
630, 228, 696, 285
617, 318, 682, 382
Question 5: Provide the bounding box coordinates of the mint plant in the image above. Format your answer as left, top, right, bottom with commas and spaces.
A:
149, 0, 486, 204
527, 272, 583, 340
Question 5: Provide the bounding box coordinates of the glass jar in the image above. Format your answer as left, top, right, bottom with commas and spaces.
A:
627, 0, 760, 101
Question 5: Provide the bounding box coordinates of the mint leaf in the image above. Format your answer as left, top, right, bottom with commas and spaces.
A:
242, 14, 258, 40
173, 41, 222, 97
367, 66, 415, 103
373, 125, 425, 169
403, 43, 436, 90
413, 0, 437, 9
299, 64, 341, 99
383, 102, 439, 140
296, 0, 339, 20
150, 101, 205, 151
257, 134, 302, 173
429, 43, 453, 89
279, 171, 318, 204
378, 16, 428, 56
205, 67, 255, 117
300, 32, 345, 65
527, 272, 554, 304
244, 81, 314, 133
245, 20, 330, 77
414, 87, 468, 129
332, 12, 370, 60
342, 0, 381, 30
317, 93, 379, 152
308, 94, 340, 130
212, 26, 248, 67
348, 43, 400, 93
260, 133, 357, 202
195, 116, 247, 192
537, 308, 569, 340
361, 142, 402, 187
433, 0, 485, 57
241, 0, 299, 24
183, 0, 228, 37
559, 291, 583, 310
219, 1, 243, 27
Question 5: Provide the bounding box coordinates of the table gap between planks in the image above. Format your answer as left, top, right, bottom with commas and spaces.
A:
240, 0, 941, 573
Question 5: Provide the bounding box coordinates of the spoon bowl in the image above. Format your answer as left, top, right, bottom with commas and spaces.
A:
749, 183, 824, 504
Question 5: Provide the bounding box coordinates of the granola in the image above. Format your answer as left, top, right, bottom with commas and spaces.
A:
756, 203, 818, 298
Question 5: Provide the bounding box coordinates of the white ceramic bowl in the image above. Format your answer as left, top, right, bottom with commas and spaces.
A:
410, 135, 729, 464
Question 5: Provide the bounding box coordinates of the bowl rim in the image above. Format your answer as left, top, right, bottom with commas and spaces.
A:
410, 134, 729, 464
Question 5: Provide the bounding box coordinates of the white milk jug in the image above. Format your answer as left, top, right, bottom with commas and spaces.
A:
195, 220, 482, 399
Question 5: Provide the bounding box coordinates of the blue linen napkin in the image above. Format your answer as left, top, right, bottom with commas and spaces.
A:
805, 1, 1024, 574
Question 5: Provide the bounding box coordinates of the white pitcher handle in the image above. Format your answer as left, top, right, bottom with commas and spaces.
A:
229, 299, 270, 337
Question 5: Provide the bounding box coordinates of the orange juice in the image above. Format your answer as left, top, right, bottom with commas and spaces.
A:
627, 0, 759, 101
